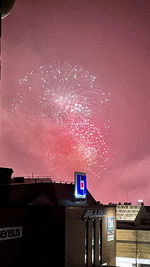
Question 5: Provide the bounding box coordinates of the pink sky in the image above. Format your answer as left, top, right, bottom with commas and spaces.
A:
1, 0, 150, 204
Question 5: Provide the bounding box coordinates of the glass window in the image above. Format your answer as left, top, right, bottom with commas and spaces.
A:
85, 220, 88, 265
99, 219, 102, 264
92, 220, 95, 266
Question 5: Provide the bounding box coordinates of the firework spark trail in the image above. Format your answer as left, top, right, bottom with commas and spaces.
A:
10, 62, 111, 181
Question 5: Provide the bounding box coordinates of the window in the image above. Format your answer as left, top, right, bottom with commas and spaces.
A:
99, 219, 102, 265
92, 220, 95, 266
85, 220, 88, 265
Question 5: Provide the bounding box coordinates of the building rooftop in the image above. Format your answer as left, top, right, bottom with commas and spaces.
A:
0, 168, 98, 207
116, 204, 141, 221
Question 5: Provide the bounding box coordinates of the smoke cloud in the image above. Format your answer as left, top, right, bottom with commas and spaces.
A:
1, 0, 150, 204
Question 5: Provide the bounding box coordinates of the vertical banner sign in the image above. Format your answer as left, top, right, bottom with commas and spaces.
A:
74, 172, 87, 199
107, 217, 114, 241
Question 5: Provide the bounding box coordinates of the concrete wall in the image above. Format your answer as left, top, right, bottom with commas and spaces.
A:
0, 204, 116, 267
65, 207, 85, 267
0, 206, 66, 267
65, 206, 116, 267
102, 207, 116, 266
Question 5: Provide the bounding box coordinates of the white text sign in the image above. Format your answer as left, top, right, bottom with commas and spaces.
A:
0, 227, 22, 241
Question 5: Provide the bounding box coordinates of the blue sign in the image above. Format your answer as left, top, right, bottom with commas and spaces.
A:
74, 172, 87, 199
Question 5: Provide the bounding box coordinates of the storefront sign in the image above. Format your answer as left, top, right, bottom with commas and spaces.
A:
107, 217, 114, 241
83, 209, 105, 220
74, 172, 87, 199
0, 226, 22, 241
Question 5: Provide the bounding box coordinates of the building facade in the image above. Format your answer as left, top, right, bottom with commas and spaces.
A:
116, 204, 150, 267
0, 168, 116, 267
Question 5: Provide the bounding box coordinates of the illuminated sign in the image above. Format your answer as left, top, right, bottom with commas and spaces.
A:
74, 171, 87, 199
107, 217, 114, 241
83, 209, 106, 220
0, 226, 22, 241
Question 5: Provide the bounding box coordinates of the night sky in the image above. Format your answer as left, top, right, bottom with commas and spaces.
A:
1, 0, 150, 204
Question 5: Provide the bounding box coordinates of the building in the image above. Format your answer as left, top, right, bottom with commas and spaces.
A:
0, 168, 116, 267
116, 204, 150, 267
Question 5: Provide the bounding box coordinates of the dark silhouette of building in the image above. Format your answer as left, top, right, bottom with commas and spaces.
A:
0, 167, 116, 267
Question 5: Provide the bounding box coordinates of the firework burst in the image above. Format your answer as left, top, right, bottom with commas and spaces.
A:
10, 62, 111, 181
